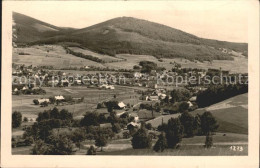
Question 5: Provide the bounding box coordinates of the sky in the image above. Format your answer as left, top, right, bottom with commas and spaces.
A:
9, 0, 249, 43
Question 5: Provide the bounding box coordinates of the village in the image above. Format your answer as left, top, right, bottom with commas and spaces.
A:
11, 57, 248, 155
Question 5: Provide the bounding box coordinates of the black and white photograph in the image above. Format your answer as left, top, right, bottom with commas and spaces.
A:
1, 0, 259, 167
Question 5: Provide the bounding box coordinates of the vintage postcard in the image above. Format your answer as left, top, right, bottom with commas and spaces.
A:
1, 0, 259, 167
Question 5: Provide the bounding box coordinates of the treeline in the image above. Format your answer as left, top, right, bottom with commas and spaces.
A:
63, 46, 105, 63
131, 111, 218, 151
196, 84, 248, 107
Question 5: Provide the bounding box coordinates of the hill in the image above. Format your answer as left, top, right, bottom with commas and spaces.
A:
147, 93, 248, 134
13, 13, 248, 61
13, 12, 75, 44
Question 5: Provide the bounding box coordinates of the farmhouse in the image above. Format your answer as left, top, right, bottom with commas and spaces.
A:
146, 95, 159, 101
115, 110, 126, 116
187, 101, 193, 107
55, 95, 65, 101
189, 96, 197, 102
38, 98, 50, 104
127, 122, 141, 128
118, 102, 126, 109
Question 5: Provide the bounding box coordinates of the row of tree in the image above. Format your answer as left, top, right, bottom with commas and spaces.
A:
196, 84, 248, 107
130, 111, 218, 152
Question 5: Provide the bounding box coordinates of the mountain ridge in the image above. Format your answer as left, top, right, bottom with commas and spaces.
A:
13, 12, 248, 61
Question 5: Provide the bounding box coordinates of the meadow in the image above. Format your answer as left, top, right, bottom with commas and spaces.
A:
12, 86, 140, 120
13, 45, 105, 68
13, 45, 248, 73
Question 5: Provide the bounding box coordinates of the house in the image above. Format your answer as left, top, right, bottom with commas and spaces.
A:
116, 110, 126, 116
75, 79, 82, 85
38, 98, 50, 104
22, 86, 28, 90
118, 102, 126, 109
187, 101, 193, 107
189, 96, 197, 102
127, 122, 141, 129
55, 95, 65, 101
159, 93, 167, 100
134, 72, 142, 78
129, 113, 139, 123
146, 95, 159, 101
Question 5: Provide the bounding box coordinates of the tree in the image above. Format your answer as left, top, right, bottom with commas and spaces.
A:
33, 99, 39, 105
123, 131, 130, 139
205, 134, 213, 148
200, 111, 219, 135
95, 136, 107, 151
12, 111, 22, 128
47, 134, 74, 155
71, 128, 86, 151
40, 101, 48, 107
49, 96, 56, 104
165, 118, 183, 148
32, 140, 51, 155
80, 112, 100, 127
23, 117, 29, 122
178, 102, 189, 113
112, 123, 121, 133
131, 127, 152, 149
153, 133, 167, 152
179, 112, 195, 137
193, 114, 202, 135
145, 123, 152, 130
87, 145, 96, 155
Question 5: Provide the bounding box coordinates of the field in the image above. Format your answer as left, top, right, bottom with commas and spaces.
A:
13, 45, 248, 73
12, 86, 141, 121
13, 45, 105, 68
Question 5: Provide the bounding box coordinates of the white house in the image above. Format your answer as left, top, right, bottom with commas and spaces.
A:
118, 102, 126, 109
55, 95, 65, 101
38, 98, 50, 104
127, 122, 141, 128
22, 86, 28, 90
187, 101, 193, 107
146, 95, 159, 101
189, 96, 197, 102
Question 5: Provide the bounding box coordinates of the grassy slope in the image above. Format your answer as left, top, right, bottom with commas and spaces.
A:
148, 93, 248, 134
